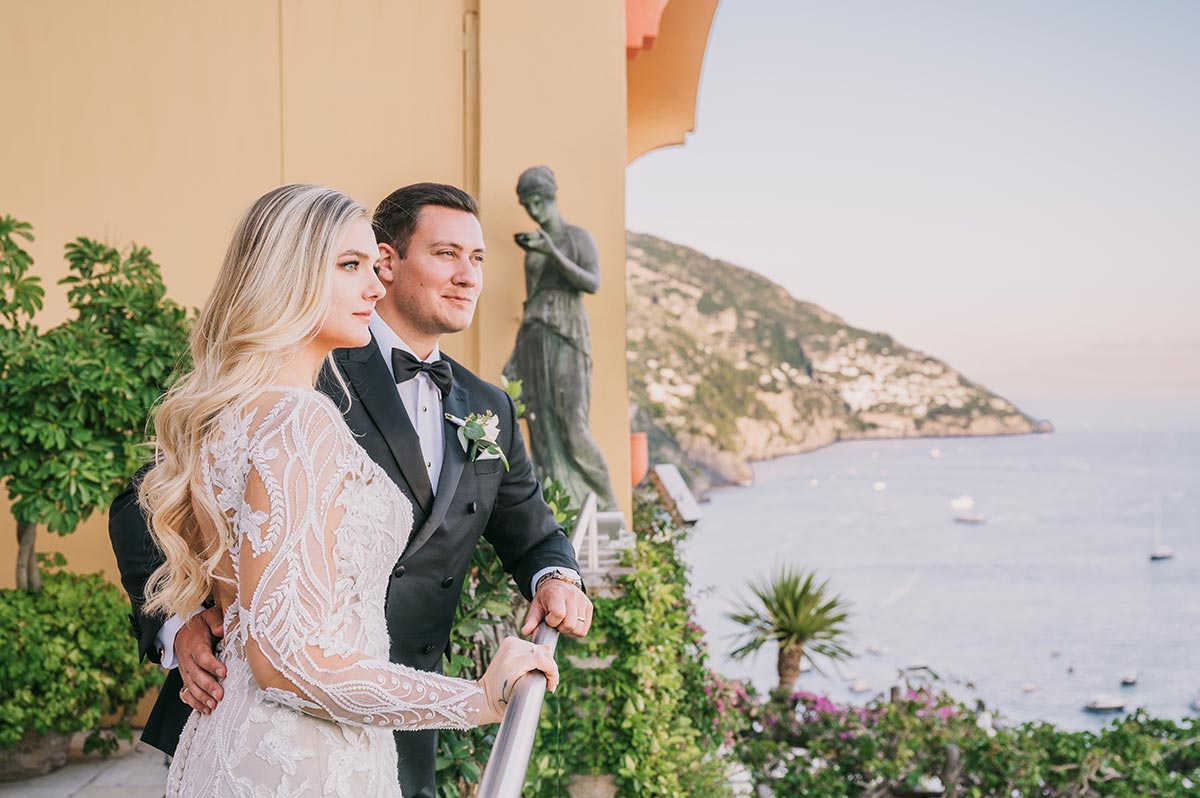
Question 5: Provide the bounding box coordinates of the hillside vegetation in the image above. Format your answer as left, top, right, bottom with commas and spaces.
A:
626, 232, 1043, 490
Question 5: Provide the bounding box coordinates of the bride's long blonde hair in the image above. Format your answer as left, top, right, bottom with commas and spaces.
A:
140, 184, 367, 619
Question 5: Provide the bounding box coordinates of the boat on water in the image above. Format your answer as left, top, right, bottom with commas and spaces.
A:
929, 447, 942, 460
849, 680, 871, 694
951, 495, 985, 524
1120, 672, 1138, 687
1149, 502, 1175, 561
1084, 695, 1126, 713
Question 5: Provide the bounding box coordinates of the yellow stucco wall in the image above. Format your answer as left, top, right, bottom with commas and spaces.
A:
476, 1, 632, 512
0, 0, 632, 592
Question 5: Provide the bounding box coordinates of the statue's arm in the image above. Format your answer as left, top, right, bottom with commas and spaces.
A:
543, 228, 600, 294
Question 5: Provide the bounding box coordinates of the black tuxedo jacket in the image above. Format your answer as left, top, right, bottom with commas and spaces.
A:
108, 341, 579, 798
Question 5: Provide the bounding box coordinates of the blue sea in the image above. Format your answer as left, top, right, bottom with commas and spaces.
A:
683, 399, 1200, 731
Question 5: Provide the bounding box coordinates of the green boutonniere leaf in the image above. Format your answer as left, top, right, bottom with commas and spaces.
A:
446, 411, 511, 471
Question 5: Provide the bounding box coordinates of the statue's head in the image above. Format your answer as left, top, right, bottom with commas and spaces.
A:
516, 166, 558, 226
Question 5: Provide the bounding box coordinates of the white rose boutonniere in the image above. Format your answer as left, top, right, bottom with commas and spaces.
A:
444, 410, 510, 470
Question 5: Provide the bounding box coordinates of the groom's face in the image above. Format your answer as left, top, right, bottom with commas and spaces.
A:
378, 205, 485, 340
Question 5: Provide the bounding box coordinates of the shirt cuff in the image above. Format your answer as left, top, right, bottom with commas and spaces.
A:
530, 566, 581, 597
155, 608, 202, 670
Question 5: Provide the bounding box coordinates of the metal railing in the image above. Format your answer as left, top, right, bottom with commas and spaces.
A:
476, 493, 598, 798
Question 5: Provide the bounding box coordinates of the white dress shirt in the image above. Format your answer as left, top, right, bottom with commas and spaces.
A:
368, 313, 445, 493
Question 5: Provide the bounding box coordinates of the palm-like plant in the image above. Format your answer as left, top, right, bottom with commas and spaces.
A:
727, 566, 852, 694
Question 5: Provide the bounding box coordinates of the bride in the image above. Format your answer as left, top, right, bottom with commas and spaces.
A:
138, 184, 558, 797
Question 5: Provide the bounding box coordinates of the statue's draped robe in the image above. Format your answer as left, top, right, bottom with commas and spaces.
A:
504, 224, 618, 511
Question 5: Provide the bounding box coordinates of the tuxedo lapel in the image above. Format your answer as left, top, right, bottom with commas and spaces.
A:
335, 342, 435, 515
401, 382, 469, 563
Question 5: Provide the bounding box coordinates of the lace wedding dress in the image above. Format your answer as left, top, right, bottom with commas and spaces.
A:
166, 387, 483, 798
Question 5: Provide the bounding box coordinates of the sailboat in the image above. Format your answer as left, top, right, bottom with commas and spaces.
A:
1149, 502, 1174, 562
951, 495, 985, 525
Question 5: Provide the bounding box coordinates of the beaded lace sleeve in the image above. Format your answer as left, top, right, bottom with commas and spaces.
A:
232, 390, 484, 730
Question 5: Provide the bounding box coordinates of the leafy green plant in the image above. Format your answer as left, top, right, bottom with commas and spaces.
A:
433, 489, 743, 798
523, 490, 742, 798
727, 566, 852, 693
0, 217, 44, 323
0, 219, 193, 589
500, 374, 527, 418
731, 686, 1200, 797
541, 478, 580, 530
0, 554, 164, 754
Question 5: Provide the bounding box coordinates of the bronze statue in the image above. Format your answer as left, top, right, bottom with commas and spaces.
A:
504, 166, 618, 511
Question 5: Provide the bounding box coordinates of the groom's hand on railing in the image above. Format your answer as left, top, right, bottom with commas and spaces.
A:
521, 579, 593, 639
476, 636, 560, 725
177, 606, 226, 715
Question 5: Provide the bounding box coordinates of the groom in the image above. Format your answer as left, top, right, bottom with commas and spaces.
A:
109, 182, 593, 798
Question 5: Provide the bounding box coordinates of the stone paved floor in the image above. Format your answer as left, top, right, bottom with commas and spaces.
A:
0, 734, 167, 798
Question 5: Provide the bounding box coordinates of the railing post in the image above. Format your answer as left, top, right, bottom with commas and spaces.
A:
570, 494, 599, 562
588, 509, 599, 572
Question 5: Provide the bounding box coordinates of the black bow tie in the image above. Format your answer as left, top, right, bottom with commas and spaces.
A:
391, 349, 453, 397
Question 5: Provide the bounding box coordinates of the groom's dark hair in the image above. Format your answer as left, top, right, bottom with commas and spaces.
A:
373, 183, 480, 258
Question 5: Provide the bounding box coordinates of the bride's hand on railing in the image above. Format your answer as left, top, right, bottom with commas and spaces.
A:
476, 636, 559, 725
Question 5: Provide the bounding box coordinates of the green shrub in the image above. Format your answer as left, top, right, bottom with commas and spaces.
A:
0, 216, 183, 760
0, 555, 164, 755
0, 216, 193, 589
732, 686, 1200, 797
434, 489, 744, 798
524, 490, 742, 798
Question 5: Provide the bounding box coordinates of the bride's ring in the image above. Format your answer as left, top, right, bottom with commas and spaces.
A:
576, 616, 586, 623
179, 686, 190, 701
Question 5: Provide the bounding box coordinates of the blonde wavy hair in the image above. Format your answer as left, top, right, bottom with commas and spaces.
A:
140, 184, 367, 619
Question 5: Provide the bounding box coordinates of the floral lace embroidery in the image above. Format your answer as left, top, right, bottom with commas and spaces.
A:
166, 388, 482, 798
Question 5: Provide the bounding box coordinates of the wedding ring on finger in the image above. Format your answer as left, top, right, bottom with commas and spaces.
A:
179, 686, 190, 701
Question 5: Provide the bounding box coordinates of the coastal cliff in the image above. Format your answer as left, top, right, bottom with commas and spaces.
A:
626, 232, 1045, 491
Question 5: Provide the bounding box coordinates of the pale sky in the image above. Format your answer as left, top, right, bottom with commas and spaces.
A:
626, 1, 1200, 406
